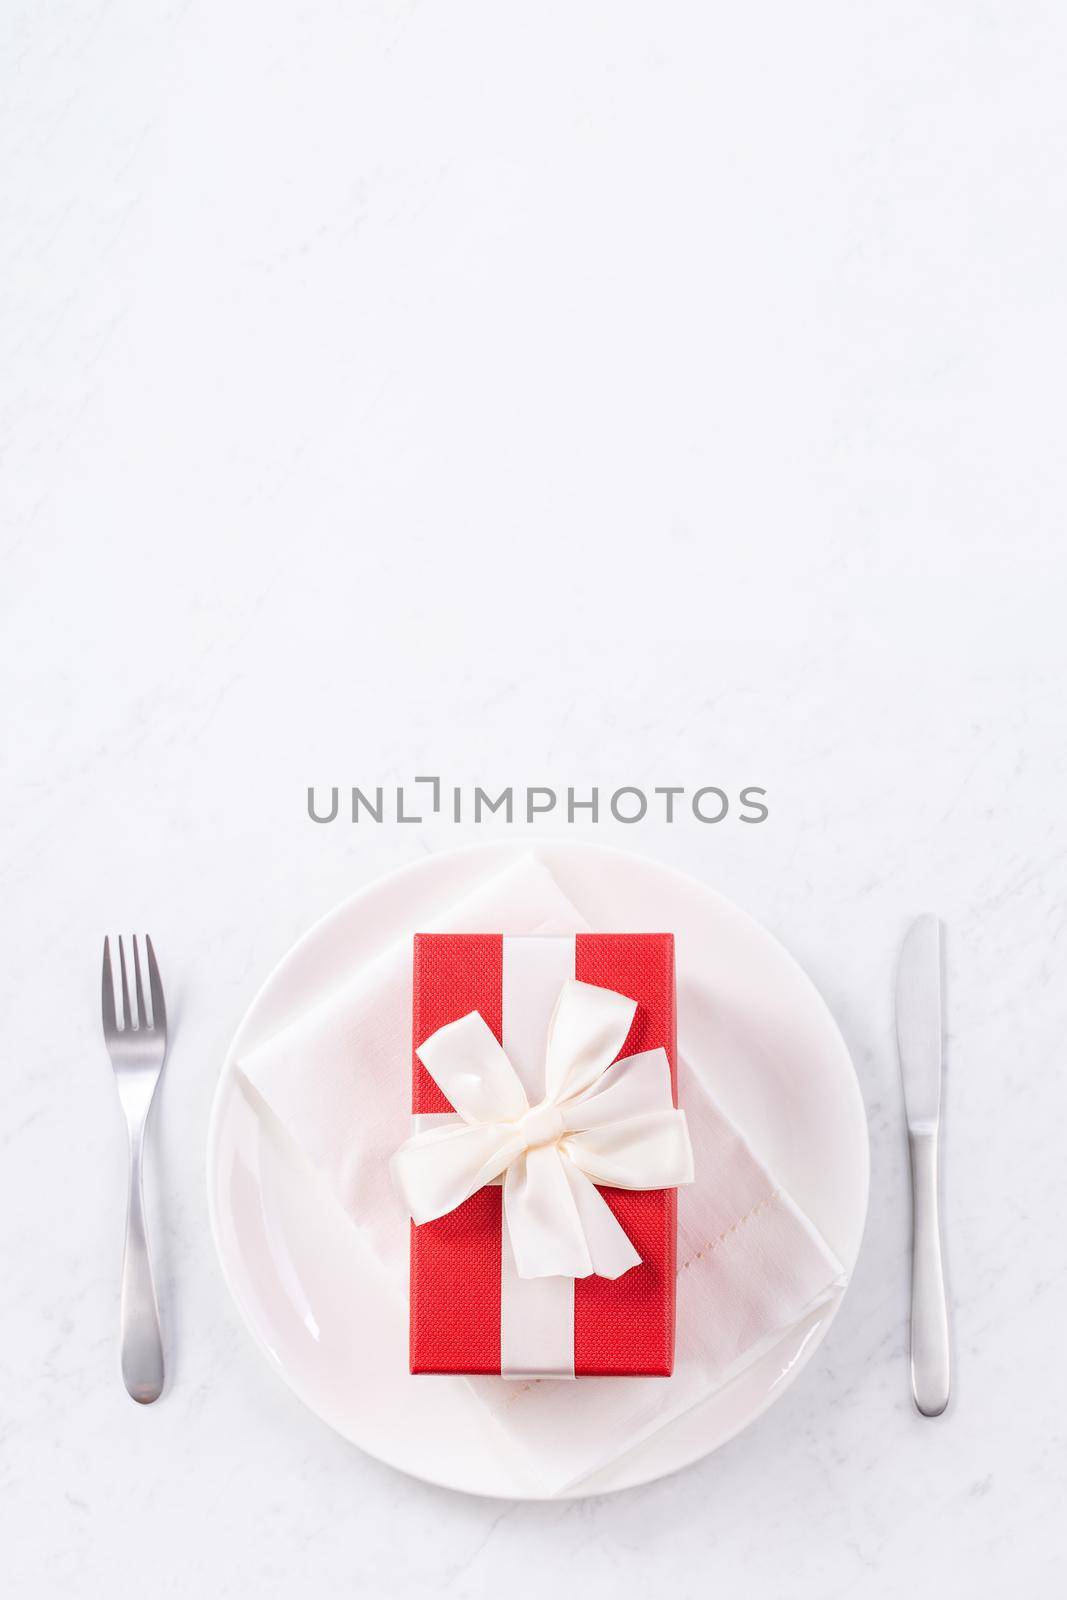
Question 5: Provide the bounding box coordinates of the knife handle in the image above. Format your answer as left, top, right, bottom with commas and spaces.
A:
907, 1127, 950, 1416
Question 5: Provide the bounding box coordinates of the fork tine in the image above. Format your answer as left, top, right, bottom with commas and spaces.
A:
118, 936, 133, 1030
102, 937, 117, 1035
146, 936, 166, 1036
132, 936, 148, 1028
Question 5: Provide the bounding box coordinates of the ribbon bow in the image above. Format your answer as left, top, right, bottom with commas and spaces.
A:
391, 979, 694, 1280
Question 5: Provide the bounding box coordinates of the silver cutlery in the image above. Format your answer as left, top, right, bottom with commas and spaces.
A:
102, 935, 168, 1403
895, 914, 950, 1416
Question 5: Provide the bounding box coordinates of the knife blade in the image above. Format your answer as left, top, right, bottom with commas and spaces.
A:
896, 913, 942, 1130
895, 914, 950, 1416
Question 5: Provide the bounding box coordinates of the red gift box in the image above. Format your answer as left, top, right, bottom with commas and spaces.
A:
409, 931, 678, 1377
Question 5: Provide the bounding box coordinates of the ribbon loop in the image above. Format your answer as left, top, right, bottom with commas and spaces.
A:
391, 978, 694, 1279
543, 980, 637, 1101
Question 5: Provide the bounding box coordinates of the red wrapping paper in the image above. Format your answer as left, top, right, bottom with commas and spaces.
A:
410, 932, 678, 1377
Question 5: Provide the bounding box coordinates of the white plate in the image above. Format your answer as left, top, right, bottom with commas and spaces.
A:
207, 841, 868, 1497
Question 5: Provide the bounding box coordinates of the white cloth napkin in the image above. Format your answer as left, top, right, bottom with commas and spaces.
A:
238, 855, 844, 1494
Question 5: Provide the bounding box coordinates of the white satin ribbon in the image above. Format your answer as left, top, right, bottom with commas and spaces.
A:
391, 979, 694, 1280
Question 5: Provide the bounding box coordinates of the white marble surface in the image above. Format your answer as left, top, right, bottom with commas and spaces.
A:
3, 2, 1066, 1594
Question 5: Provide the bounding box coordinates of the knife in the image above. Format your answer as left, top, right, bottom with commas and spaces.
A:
895, 914, 950, 1416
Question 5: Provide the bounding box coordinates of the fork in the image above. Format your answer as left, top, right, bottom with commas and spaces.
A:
102, 935, 168, 1403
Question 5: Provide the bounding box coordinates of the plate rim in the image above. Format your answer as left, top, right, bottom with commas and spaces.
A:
206, 838, 870, 1497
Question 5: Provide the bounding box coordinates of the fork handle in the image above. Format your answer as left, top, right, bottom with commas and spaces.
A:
121, 1124, 164, 1403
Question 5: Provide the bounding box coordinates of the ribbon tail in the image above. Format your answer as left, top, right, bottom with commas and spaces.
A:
504, 1146, 594, 1279
559, 1159, 642, 1280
